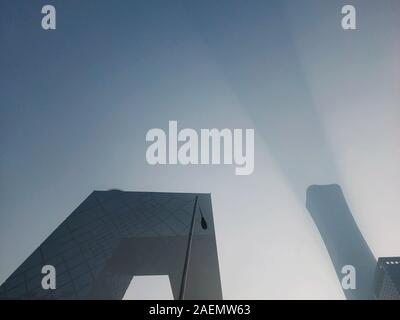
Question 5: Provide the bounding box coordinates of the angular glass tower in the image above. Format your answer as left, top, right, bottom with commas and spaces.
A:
374, 257, 400, 300
0, 191, 222, 300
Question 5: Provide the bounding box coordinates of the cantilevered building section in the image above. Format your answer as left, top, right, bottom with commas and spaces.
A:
0, 191, 222, 300
374, 257, 400, 300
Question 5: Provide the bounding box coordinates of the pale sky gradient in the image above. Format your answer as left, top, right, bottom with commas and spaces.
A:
1, 0, 399, 299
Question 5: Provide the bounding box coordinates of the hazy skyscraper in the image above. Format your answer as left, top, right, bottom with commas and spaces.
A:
306, 184, 377, 300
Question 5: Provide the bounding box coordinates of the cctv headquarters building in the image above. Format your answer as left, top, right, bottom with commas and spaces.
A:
0, 191, 222, 300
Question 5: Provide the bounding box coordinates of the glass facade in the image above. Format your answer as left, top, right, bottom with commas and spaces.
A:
374, 257, 400, 300
0, 191, 222, 300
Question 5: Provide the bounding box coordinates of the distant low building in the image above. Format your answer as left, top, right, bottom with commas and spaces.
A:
374, 257, 400, 300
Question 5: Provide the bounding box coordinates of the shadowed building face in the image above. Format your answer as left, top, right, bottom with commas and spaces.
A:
306, 184, 376, 300
374, 257, 400, 300
0, 191, 222, 300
